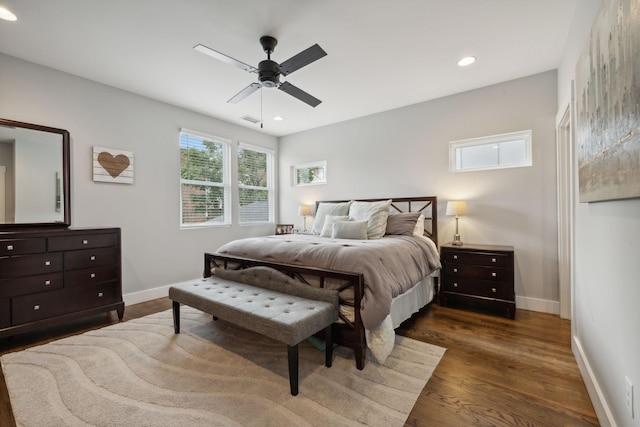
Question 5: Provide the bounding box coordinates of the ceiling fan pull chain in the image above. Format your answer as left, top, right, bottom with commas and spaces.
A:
260, 86, 264, 129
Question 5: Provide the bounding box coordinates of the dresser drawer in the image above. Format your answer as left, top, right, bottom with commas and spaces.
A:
64, 247, 118, 271
11, 281, 121, 325
48, 233, 117, 252
444, 263, 509, 282
0, 238, 47, 256
0, 253, 64, 279
65, 265, 118, 287
0, 298, 9, 328
0, 273, 64, 297
442, 277, 512, 299
442, 251, 509, 267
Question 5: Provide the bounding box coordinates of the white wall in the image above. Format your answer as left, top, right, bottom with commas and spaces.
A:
279, 70, 559, 313
558, 1, 640, 426
0, 53, 278, 299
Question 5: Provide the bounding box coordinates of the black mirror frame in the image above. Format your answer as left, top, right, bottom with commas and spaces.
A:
0, 118, 71, 230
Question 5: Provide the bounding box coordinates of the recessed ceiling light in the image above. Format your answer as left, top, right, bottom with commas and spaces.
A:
273, 116, 284, 121
0, 7, 17, 21
458, 56, 476, 67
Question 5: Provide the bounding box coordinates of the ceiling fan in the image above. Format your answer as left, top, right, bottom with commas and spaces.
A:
194, 36, 327, 107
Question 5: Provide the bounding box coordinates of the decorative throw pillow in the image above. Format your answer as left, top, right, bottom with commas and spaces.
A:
413, 214, 425, 237
331, 220, 368, 240
320, 215, 350, 237
385, 212, 422, 236
348, 199, 392, 239
311, 202, 352, 235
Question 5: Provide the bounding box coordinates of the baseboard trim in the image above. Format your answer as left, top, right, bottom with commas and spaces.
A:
515, 295, 559, 314
572, 336, 615, 427
123, 281, 198, 306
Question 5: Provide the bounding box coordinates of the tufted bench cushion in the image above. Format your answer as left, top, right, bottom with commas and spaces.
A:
168, 266, 339, 395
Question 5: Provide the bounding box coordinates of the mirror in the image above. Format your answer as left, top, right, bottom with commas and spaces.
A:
0, 118, 70, 228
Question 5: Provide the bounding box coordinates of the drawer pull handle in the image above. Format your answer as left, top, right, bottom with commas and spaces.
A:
6, 244, 13, 251
34, 305, 40, 311
45, 280, 51, 285
45, 260, 51, 266
83, 239, 88, 245
492, 258, 497, 263
90, 273, 96, 278
90, 256, 96, 261
453, 255, 458, 259
492, 272, 497, 277
453, 283, 458, 287
98, 292, 104, 297
492, 288, 497, 293
453, 268, 458, 273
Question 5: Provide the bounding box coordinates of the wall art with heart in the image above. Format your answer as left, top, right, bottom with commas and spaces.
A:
93, 146, 134, 184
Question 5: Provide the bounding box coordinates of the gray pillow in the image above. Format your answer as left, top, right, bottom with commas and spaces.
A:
331, 220, 368, 240
320, 215, 350, 237
311, 202, 351, 235
385, 212, 422, 236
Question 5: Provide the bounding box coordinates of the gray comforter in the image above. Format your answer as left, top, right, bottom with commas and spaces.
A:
216, 234, 441, 330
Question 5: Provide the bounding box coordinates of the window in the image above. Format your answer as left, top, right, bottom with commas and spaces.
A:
292, 161, 327, 186
237, 142, 274, 224
449, 130, 532, 172
180, 129, 231, 227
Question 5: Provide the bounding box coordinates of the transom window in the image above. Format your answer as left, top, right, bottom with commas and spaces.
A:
449, 130, 532, 172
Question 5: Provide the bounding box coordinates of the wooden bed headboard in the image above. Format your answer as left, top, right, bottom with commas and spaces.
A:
315, 196, 438, 245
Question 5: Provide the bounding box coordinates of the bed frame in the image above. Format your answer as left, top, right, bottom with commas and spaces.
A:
205, 196, 438, 370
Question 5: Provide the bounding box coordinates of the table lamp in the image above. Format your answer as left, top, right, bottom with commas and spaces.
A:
446, 200, 467, 246
297, 204, 312, 232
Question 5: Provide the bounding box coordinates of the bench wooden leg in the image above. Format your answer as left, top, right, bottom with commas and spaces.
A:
287, 344, 299, 396
325, 325, 333, 368
172, 301, 180, 334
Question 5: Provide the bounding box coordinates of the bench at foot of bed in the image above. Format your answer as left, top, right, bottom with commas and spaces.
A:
168, 266, 339, 396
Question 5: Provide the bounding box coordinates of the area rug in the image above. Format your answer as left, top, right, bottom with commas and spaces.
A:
1, 307, 445, 427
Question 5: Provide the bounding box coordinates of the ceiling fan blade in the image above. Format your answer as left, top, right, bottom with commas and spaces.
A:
278, 81, 321, 107
278, 44, 327, 76
228, 82, 261, 103
193, 44, 258, 73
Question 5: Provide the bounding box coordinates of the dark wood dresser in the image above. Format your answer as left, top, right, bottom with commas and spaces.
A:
0, 227, 124, 337
439, 243, 515, 319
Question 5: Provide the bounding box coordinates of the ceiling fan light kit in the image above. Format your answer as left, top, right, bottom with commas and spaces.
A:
194, 35, 326, 108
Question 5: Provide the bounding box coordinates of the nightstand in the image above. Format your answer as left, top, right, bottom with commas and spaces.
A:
439, 243, 515, 319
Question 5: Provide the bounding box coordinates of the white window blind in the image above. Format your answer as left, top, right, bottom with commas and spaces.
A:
179, 129, 230, 227
237, 143, 274, 224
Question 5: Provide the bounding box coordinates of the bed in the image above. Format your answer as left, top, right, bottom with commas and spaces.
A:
205, 196, 441, 369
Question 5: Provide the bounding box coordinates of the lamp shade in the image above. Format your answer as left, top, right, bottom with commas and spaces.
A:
297, 205, 312, 216
446, 200, 467, 216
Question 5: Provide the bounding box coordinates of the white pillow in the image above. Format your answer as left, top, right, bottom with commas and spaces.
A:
320, 215, 350, 237
348, 199, 392, 239
331, 220, 368, 240
413, 214, 425, 237
311, 202, 351, 235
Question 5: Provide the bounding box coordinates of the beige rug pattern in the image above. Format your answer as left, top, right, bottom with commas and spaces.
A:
1, 307, 445, 427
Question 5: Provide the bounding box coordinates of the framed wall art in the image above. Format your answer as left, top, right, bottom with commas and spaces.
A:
93, 146, 134, 184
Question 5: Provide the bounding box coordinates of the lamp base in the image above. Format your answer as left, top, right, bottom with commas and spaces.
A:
451, 234, 463, 246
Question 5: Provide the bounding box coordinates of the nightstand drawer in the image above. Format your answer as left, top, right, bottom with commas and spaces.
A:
444, 263, 509, 282
443, 251, 509, 267
442, 277, 512, 299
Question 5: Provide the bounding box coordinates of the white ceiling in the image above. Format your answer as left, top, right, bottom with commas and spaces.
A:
0, 0, 578, 137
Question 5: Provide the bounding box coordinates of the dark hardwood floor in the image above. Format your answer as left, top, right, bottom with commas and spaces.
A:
0, 299, 599, 426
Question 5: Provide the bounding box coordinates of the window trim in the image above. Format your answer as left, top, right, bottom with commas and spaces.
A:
449, 130, 533, 173
179, 128, 231, 228
237, 141, 275, 225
